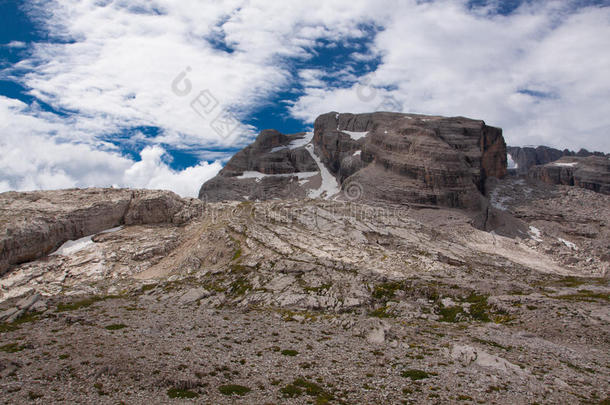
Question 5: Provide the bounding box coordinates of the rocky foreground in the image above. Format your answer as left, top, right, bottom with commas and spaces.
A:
0, 183, 608, 404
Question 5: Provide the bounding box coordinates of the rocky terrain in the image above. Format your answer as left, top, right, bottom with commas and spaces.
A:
0, 181, 608, 404
1, 111, 609, 404
200, 112, 507, 210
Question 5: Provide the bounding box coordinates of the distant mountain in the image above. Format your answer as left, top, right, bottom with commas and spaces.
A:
506, 145, 609, 175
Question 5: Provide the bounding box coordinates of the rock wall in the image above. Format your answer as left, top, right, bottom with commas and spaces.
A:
200, 111, 508, 209
528, 156, 610, 194
314, 112, 506, 209
0, 188, 203, 274
507, 146, 608, 175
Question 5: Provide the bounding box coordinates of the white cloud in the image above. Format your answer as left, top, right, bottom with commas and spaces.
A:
2, 0, 609, 199
0, 96, 220, 197
3, 41, 27, 49
123, 145, 222, 197
290, 0, 610, 152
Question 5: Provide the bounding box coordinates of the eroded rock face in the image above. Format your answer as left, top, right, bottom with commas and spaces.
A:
0, 188, 203, 274
507, 146, 608, 175
528, 156, 610, 194
200, 111, 508, 209
315, 112, 506, 209
199, 130, 318, 202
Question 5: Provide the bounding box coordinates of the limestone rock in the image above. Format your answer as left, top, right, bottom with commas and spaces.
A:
528, 156, 610, 194
178, 288, 211, 305
507, 145, 608, 175
200, 111, 508, 209
0, 188, 203, 274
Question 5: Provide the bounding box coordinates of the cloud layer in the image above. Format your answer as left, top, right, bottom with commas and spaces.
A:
1, 0, 609, 196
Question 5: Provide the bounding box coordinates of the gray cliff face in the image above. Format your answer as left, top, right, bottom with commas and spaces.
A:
199, 111, 508, 210
528, 156, 610, 194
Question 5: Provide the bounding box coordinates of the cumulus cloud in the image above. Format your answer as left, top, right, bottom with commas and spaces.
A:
1, 0, 609, 197
290, 0, 610, 152
123, 145, 222, 198
0, 96, 220, 197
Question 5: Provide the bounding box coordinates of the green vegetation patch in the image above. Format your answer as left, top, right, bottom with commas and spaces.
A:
553, 290, 609, 302
105, 324, 127, 331
369, 306, 394, 318
438, 305, 465, 322
372, 281, 404, 300
0, 343, 25, 353
401, 369, 430, 380
281, 349, 299, 356
0, 311, 40, 332
282, 378, 333, 403
303, 283, 332, 294
218, 384, 251, 396
167, 388, 199, 398
229, 277, 252, 296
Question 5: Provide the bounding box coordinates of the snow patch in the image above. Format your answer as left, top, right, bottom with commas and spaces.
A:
50, 226, 122, 256
305, 144, 341, 199
558, 238, 577, 250
507, 153, 518, 169
341, 131, 368, 140
269, 132, 314, 153
553, 162, 578, 167
528, 226, 543, 242
237, 171, 318, 183
353, 150, 361, 156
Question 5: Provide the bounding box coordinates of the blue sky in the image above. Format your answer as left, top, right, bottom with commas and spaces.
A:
1, 0, 609, 196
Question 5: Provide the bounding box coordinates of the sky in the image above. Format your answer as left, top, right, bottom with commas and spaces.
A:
1, 0, 609, 197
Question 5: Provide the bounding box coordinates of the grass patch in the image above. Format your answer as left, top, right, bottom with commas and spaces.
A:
218, 384, 251, 396
281, 349, 299, 356
229, 277, 252, 296
167, 388, 199, 399
438, 306, 464, 323
283, 378, 333, 403
105, 324, 127, 331
372, 281, 404, 300
401, 369, 430, 380
303, 283, 332, 294
553, 290, 609, 302
0, 343, 25, 353
369, 306, 394, 318
0, 311, 41, 333
281, 383, 303, 398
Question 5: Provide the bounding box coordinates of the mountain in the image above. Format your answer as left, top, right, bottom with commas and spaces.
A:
200, 112, 507, 210
506, 145, 609, 175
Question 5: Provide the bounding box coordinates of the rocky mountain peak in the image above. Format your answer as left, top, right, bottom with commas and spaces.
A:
200, 111, 508, 210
